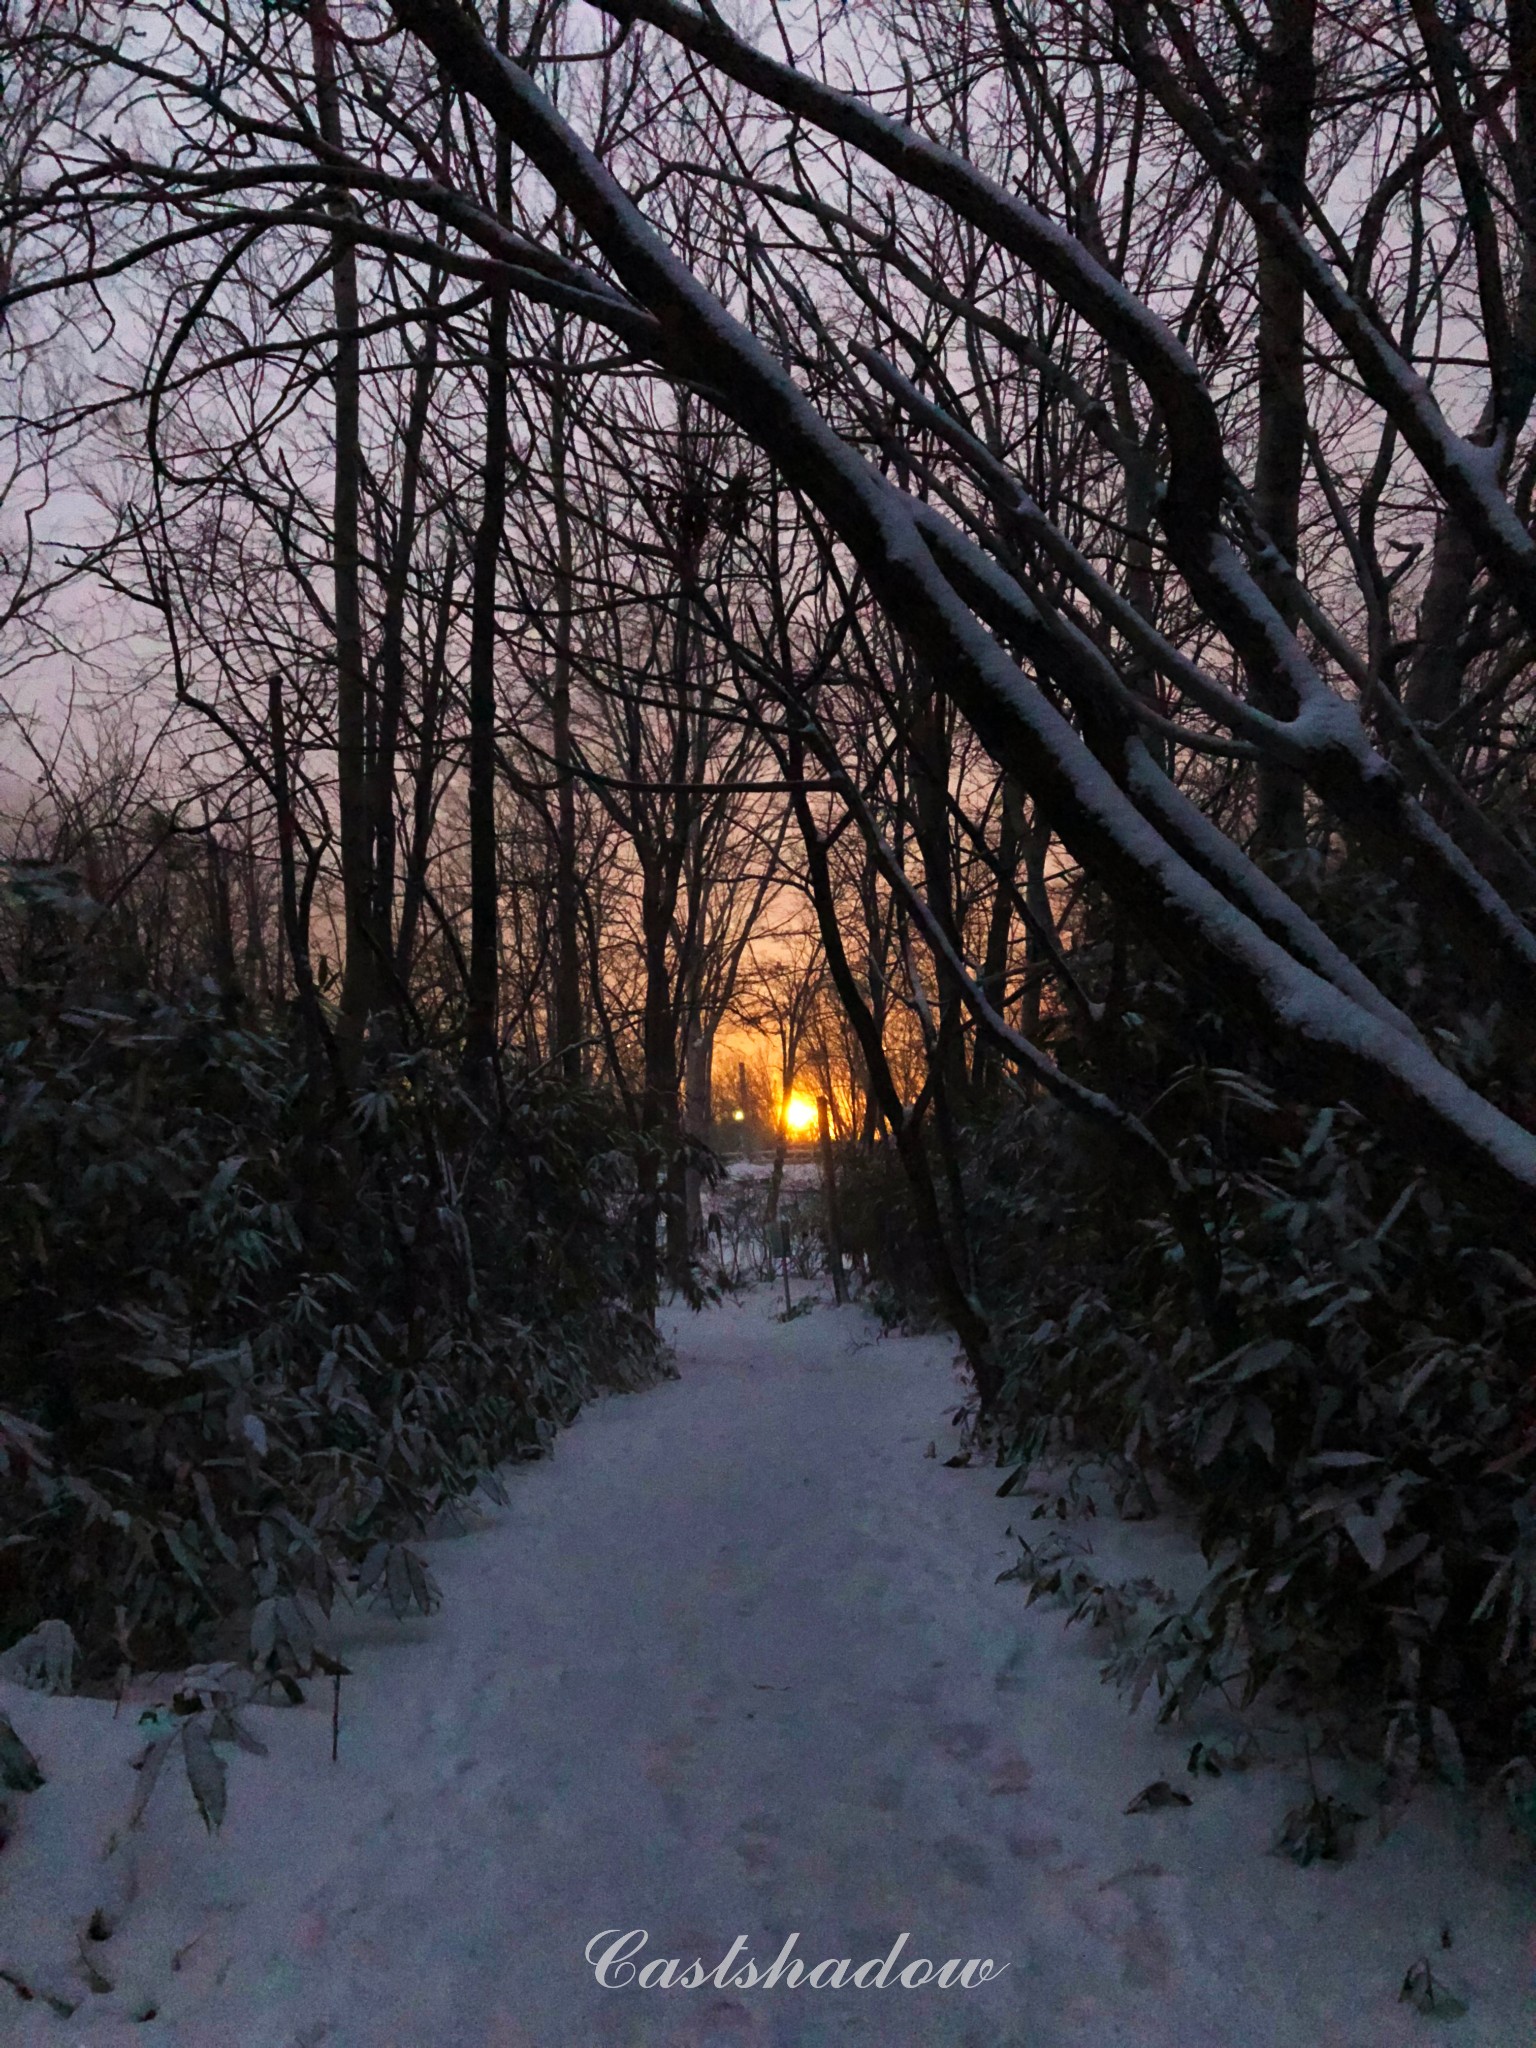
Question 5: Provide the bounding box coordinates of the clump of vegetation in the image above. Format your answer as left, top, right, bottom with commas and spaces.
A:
834, 1143, 947, 1332
955, 859, 1536, 1803
974, 1071, 1536, 1782
0, 870, 663, 1685
703, 1168, 831, 1291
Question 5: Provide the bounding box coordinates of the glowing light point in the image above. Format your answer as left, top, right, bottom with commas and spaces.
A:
731, 1108, 746, 1122
782, 1092, 818, 1136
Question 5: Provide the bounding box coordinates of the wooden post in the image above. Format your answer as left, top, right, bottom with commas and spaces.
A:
768, 1218, 793, 1315
817, 1094, 847, 1305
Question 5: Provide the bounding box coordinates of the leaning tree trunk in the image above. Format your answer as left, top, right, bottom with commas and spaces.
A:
1249, 0, 1316, 857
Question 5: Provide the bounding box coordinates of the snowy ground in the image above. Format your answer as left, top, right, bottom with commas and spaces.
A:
1, 1289, 1532, 2047
714, 1155, 818, 1185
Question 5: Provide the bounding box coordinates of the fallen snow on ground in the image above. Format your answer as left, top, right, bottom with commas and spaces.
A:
1, 1289, 1531, 2047
716, 1156, 819, 1185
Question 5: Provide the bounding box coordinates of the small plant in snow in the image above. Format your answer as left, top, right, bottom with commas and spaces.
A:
0, 1714, 45, 1792
997, 1532, 1175, 1651
1273, 1791, 1366, 1867
1398, 1957, 1468, 2021
128, 1685, 268, 1836
0, 1619, 77, 1694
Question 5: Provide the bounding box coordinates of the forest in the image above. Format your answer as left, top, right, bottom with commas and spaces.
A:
2, 0, 1536, 2000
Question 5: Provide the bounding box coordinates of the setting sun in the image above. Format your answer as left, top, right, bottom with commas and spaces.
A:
781, 1091, 818, 1137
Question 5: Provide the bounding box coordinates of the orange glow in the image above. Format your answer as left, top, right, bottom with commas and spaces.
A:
782, 1091, 818, 1137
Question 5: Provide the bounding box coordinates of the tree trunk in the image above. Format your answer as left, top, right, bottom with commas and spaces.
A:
638, 868, 680, 1315
396, 537, 456, 989
373, 314, 440, 980
463, 2, 513, 1077
683, 1025, 712, 1248
269, 672, 337, 1087
972, 783, 1021, 1096
549, 341, 584, 1079
817, 1093, 847, 1304
309, 1, 375, 1075
1017, 800, 1052, 1040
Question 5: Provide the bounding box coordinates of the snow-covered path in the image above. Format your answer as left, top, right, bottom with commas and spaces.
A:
3, 1291, 1532, 2047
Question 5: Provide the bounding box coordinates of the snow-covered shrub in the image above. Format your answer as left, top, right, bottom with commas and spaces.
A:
0, 983, 663, 1682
